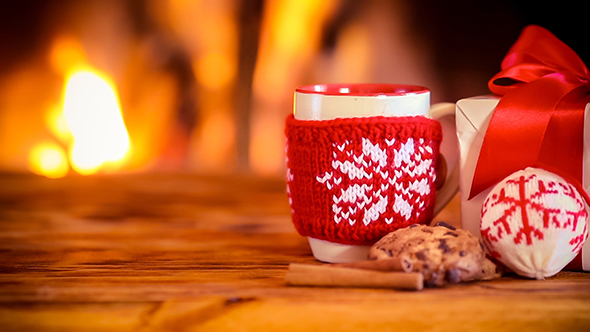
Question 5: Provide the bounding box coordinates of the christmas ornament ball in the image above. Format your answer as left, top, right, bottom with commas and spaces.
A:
480, 167, 588, 279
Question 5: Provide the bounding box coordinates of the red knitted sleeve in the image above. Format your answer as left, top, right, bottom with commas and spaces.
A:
285, 114, 443, 245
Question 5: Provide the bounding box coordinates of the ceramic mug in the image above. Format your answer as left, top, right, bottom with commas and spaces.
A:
285, 83, 459, 263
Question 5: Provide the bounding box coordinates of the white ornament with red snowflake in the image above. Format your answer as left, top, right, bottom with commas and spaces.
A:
481, 167, 589, 279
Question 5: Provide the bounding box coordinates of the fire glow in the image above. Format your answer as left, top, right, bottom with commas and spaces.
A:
11, 1, 351, 178
28, 69, 131, 178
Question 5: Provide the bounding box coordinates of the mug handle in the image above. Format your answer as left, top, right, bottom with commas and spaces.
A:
429, 102, 460, 216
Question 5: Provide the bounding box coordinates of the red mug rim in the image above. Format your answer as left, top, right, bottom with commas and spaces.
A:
295, 83, 429, 96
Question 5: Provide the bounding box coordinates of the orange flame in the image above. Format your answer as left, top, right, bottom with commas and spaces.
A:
28, 68, 131, 177
26, 35, 132, 178
28, 141, 69, 179
62, 70, 131, 175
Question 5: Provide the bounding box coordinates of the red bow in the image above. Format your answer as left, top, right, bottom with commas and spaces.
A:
470, 25, 590, 200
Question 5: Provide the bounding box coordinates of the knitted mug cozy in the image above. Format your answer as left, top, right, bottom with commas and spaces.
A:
285, 114, 443, 245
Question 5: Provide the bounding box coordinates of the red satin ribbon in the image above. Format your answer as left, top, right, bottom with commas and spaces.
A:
470, 25, 590, 201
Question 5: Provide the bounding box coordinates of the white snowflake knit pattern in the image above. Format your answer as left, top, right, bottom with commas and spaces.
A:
285, 114, 443, 245
316, 136, 436, 226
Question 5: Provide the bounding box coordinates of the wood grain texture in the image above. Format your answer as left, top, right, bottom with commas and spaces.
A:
0, 173, 589, 331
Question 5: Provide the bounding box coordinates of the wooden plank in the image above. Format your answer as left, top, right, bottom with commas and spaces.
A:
0, 173, 589, 331
0, 302, 156, 332
189, 296, 590, 332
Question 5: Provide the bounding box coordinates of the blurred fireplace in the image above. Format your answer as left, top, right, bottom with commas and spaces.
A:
0, 0, 582, 178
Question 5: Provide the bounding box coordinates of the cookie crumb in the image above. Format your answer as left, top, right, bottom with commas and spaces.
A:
434, 221, 456, 230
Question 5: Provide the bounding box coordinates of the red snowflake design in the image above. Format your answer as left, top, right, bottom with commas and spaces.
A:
481, 172, 588, 256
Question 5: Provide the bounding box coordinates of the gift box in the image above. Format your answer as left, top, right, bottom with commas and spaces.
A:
455, 25, 590, 272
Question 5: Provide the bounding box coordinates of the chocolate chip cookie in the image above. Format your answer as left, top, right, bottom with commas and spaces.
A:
369, 222, 499, 287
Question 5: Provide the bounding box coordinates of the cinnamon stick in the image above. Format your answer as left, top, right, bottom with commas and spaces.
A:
285, 263, 423, 291
334, 256, 413, 272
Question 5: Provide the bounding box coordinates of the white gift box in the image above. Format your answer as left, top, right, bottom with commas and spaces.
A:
456, 95, 590, 271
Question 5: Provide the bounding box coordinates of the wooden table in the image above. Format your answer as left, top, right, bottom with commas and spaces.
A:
0, 173, 589, 331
